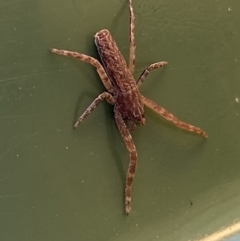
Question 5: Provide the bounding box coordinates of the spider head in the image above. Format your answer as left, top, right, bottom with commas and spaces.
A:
134, 116, 145, 126
132, 109, 146, 126
116, 92, 146, 126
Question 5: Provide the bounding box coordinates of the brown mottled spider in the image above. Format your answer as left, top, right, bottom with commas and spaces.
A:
51, 0, 207, 214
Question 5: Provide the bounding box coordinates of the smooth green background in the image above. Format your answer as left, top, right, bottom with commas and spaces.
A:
1, 0, 240, 240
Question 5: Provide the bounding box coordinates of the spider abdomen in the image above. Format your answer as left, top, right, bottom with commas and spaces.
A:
95, 29, 137, 93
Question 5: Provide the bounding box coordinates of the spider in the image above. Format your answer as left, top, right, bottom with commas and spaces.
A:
51, 0, 207, 214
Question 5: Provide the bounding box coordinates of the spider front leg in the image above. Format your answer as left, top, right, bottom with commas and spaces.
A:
74, 92, 115, 128
114, 111, 137, 214
51, 48, 115, 93
128, 0, 136, 74
137, 61, 168, 87
141, 95, 208, 138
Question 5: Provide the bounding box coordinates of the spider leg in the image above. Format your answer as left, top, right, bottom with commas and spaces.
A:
141, 95, 208, 138
114, 111, 137, 214
128, 0, 136, 74
137, 61, 168, 87
51, 48, 115, 93
74, 92, 115, 128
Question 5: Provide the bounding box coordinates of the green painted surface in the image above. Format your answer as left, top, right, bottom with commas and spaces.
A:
1, 0, 240, 240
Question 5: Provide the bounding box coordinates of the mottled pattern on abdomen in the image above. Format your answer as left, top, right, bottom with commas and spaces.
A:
95, 29, 137, 92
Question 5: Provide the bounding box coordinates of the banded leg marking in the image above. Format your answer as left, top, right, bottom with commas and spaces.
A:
141, 95, 208, 138
128, 0, 136, 74
137, 61, 168, 87
74, 92, 115, 128
51, 48, 115, 93
115, 111, 137, 214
